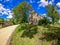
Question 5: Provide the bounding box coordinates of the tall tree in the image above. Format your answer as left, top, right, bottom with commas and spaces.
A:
13, 2, 33, 24
0, 18, 5, 24
46, 4, 60, 24
0, 18, 5, 26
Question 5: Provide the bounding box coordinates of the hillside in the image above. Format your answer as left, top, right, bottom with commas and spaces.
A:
10, 24, 60, 45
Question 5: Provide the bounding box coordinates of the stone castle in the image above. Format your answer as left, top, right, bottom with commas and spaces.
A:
29, 10, 43, 25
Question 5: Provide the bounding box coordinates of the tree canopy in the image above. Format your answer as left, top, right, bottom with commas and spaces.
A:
13, 2, 33, 24
0, 18, 5, 24
46, 4, 60, 23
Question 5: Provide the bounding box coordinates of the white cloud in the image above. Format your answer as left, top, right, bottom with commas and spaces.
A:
7, 12, 13, 18
2, 11, 8, 15
40, 0, 48, 6
0, 0, 10, 2
37, 0, 48, 7
0, 4, 7, 15
49, 1, 52, 5
56, 2, 60, 8
0, 3, 13, 19
43, 13, 46, 15
42, 13, 46, 17
7, 15, 12, 18
37, 0, 54, 8
30, 0, 35, 3
7, 15, 13, 18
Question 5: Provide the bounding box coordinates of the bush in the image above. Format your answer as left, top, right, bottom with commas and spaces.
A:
21, 24, 38, 38
16, 23, 38, 38
38, 17, 51, 25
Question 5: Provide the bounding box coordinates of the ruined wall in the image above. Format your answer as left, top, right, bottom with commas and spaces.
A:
29, 11, 43, 25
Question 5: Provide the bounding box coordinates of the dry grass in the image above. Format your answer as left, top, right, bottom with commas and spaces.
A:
10, 24, 60, 45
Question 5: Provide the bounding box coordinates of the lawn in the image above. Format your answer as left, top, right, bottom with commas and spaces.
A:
10, 23, 60, 45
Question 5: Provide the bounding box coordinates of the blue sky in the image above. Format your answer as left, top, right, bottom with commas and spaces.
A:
0, 0, 60, 20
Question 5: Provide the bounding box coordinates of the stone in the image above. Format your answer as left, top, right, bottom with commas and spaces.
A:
29, 10, 43, 25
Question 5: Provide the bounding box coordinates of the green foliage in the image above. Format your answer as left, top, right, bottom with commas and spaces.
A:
21, 24, 37, 38
10, 23, 38, 45
13, 2, 33, 24
11, 23, 60, 45
17, 23, 29, 31
46, 5, 60, 23
0, 18, 5, 24
13, 23, 37, 39
9, 18, 16, 24
42, 24, 60, 45
38, 17, 51, 25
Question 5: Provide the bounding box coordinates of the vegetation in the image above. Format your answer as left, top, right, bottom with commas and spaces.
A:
13, 2, 33, 24
0, 18, 5, 28
10, 1, 60, 45
0, 1, 60, 45
43, 24, 60, 45
46, 4, 60, 24
0, 18, 5, 24
38, 17, 51, 25
10, 23, 60, 45
10, 23, 38, 45
9, 18, 16, 25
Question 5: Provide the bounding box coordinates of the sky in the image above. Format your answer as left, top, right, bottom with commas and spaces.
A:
0, 0, 60, 20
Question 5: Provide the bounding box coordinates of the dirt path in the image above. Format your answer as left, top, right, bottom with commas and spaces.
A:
0, 25, 18, 45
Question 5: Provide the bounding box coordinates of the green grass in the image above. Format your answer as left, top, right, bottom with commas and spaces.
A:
10, 24, 60, 45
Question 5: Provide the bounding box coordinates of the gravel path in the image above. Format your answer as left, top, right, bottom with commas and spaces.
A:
0, 25, 18, 45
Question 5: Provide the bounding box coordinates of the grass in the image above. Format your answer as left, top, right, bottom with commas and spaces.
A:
10, 23, 60, 45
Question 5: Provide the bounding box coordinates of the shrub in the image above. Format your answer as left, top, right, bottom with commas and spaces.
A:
38, 17, 51, 25
16, 23, 38, 38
